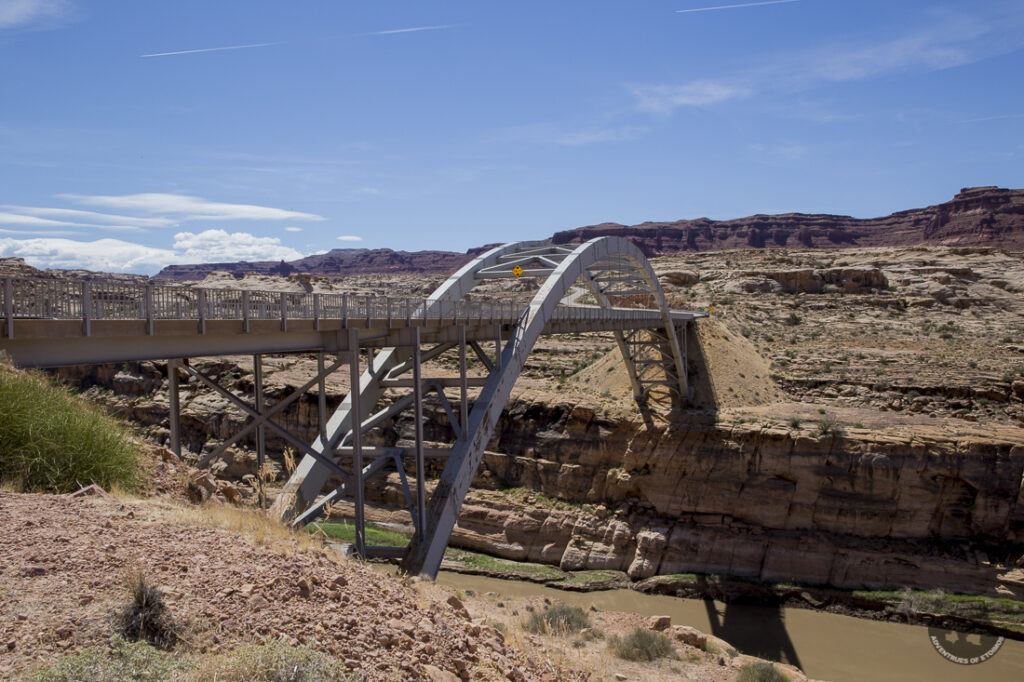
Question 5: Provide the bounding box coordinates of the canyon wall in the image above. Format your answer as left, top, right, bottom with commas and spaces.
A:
60, 357, 1024, 597
438, 402, 1024, 597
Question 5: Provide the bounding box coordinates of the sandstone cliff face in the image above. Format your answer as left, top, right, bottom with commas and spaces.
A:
458, 401, 1024, 591
552, 187, 1024, 255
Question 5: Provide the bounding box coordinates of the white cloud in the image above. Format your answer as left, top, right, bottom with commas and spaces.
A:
632, 9, 1024, 114
2, 205, 175, 228
631, 80, 748, 113
59, 193, 325, 222
0, 237, 177, 273
0, 228, 79, 236
284, 226, 302, 232
337, 235, 363, 242
0, 229, 307, 274
0, 211, 78, 227
0, 209, 150, 233
555, 125, 648, 146
172, 229, 304, 262
0, 0, 69, 29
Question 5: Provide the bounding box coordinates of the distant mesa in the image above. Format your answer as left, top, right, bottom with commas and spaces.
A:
155, 247, 481, 281
552, 186, 1024, 256
153, 187, 1024, 280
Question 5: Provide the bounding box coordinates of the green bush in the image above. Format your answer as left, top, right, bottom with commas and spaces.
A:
524, 603, 591, 635
737, 661, 788, 682
31, 636, 189, 681
0, 359, 140, 493
607, 627, 674, 661
191, 640, 349, 681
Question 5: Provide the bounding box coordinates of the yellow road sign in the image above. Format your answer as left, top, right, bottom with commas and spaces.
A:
512, 265, 523, 277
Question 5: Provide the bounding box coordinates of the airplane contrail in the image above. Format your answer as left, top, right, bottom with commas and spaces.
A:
140, 42, 280, 58
371, 24, 458, 35
676, 0, 799, 14
141, 24, 458, 59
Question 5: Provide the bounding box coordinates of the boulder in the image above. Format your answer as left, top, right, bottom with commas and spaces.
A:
648, 615, 671, 631
671, 624, 708, 649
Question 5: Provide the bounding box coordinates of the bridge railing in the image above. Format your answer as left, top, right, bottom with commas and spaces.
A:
2, 276, 672, 329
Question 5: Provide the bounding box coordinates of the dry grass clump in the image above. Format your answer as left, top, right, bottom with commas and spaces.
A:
736, 661, 789, 682
606, 627, 674, 661
30, 638, 352, 682
172, 502, 326, 556
187, 640, 351, 681
524, 603, 591, 635
0, 357, 140, 493
29, 636, 189, 682
113, 570, 178, 649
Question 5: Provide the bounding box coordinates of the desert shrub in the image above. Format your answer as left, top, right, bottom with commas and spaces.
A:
31, 636, 189, 681
896, 587, 949, 615
607, 627, 674, 661
113, 571, 178, 649
783, 313, 802, 326
0, 359, 140, 493
189, 641, 349, 681
737, 661, 788, 682
815, 417, 843, 437
524, 603, 590, 635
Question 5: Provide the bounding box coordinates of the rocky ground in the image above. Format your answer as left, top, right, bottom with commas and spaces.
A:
654, 245, 1024, 424
0, 467, 804, 681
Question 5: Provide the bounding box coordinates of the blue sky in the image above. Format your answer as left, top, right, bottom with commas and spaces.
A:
1, 0, 1022, 274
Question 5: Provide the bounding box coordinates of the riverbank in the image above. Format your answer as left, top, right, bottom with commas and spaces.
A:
315, 520, 1024, 641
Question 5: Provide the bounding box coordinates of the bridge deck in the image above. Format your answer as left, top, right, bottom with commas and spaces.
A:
0, 277, 702, 367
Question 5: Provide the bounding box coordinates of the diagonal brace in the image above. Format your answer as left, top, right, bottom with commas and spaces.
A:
186, 364, 350, 482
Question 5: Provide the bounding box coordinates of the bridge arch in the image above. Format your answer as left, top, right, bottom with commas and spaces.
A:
270, 236, 694, 578
401, 236, 689, 575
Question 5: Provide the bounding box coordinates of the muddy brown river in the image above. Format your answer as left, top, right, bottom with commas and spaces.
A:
435, 572, 1024, 682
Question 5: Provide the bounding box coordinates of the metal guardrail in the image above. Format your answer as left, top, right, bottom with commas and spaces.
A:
1, 276, 672, 334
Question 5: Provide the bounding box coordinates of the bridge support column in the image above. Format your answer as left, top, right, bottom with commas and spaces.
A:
348, 329, 365, 559
167, 358, 181, 458
413, 326, 426, 534
254, 353, 266, 509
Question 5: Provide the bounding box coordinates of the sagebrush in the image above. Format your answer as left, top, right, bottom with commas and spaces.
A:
524, 603, 591, 635
607, 627, 674, 661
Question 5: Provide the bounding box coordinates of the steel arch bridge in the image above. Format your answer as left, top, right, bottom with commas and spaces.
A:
0, 236, 705, 579
269, 237, 701, 577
